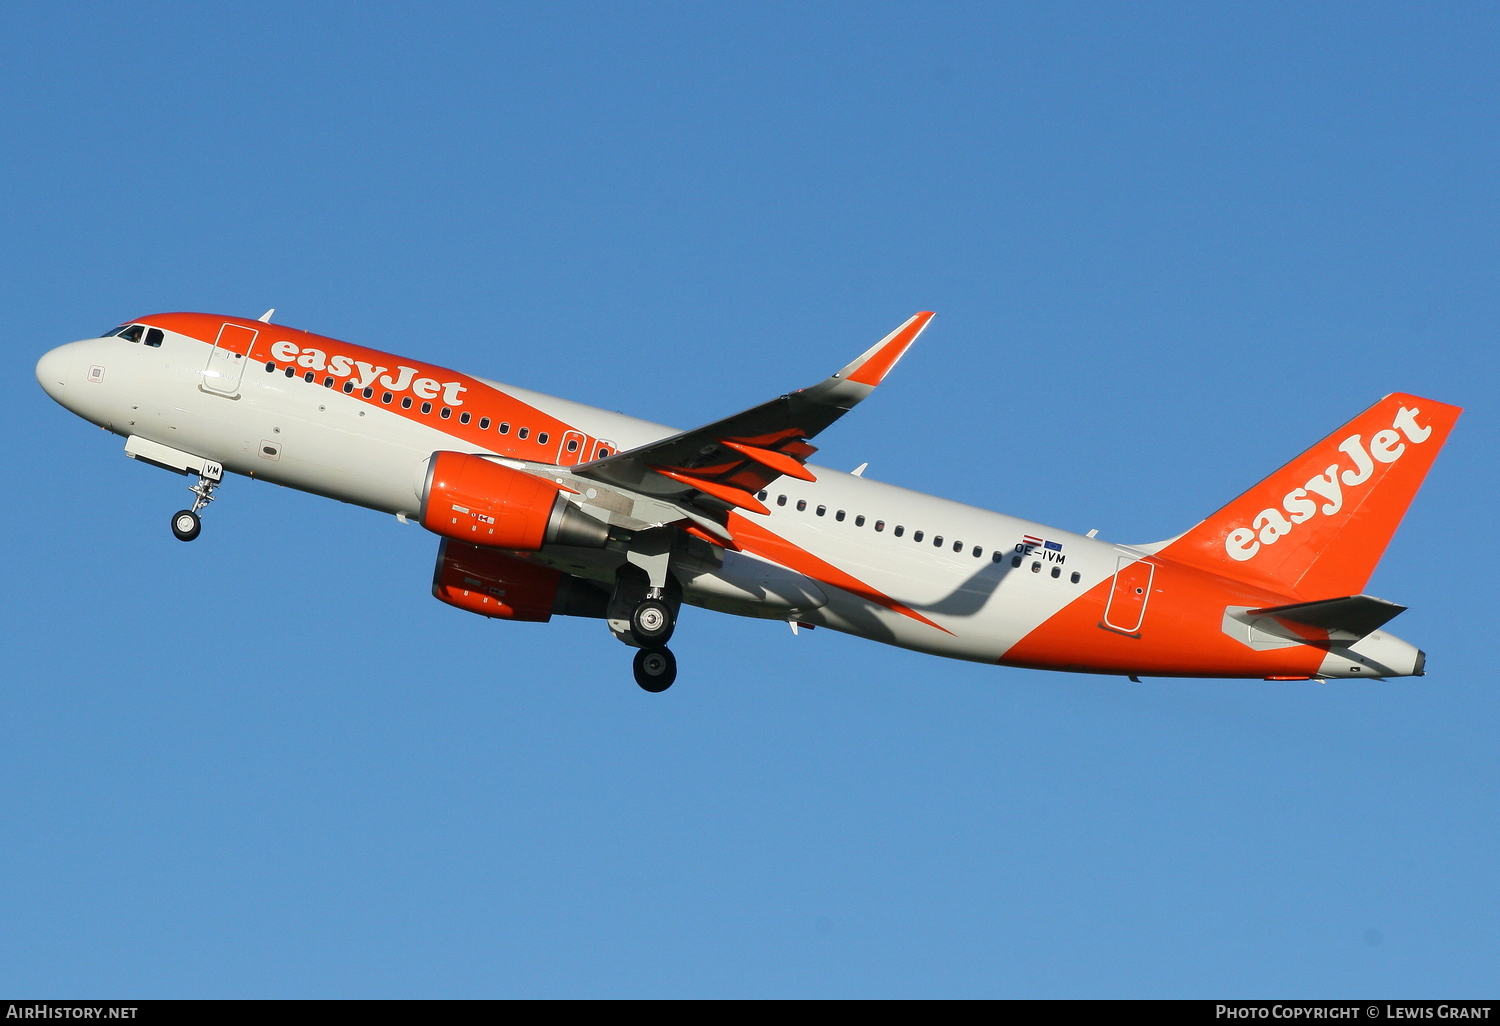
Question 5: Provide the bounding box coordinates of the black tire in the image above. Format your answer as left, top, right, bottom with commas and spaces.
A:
170, 509, 201, 542
633, 646, 677, 692
630, 598, 675, 644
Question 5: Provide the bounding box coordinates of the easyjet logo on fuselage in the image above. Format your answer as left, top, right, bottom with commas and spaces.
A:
1225, 406, 1432, 562
267, 339, 469, 407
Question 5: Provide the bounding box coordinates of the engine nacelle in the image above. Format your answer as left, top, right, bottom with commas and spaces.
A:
419, 451, 609, 550
432, 540, 610, 622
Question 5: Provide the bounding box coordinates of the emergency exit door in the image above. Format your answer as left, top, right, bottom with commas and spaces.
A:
558, 430, 587, 466
202, 322, 258, 396
1102, 556, 1154, 635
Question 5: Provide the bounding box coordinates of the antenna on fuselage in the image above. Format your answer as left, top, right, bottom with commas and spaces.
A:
257, 309, 275, 323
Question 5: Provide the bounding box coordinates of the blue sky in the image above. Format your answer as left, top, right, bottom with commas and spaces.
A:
2, 2, 1497, 997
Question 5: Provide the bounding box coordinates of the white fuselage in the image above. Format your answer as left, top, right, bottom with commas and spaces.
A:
37, 326, 1121, 663
38, 318, 1433, 682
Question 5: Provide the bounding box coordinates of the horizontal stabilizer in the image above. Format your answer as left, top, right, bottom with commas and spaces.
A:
1249, 594, 1406, 640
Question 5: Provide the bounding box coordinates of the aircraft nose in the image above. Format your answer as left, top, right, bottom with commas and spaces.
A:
35, 344, 71, 402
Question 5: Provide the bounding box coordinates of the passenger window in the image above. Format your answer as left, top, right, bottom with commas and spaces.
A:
144, 328, 164, 347
1012, 555, 1022, 568
1070, 571, 1081, 584
402, 397, 413, 409
286, 367, 296, 378
1051, 566, 1061, 578
499, 422, 510, 434
894, 526, 904, 537
304, 371, 315, 382
421, 402, 432, 414
933, 536, 943, 547
913, 530, 923, 542
777, 494, 787, 506
567, 438, 578, 452
265, 361, 275, 372
874, 520, 884, 532
325, 378, 334, 388
953, 540, 962, 552
855, 515, 865, 527
1031, 561, 1041, 573
597, 447, 610, 457
440, 407, 451, 418
538, 432, 549, 445
341, 380, 353, 392
382, 391, 392, 403
518, 427, 530, 439
480, 417, 490, 429
972, 546, 982, 557
757, 491, 768, 501
797, 500, 807, 512
364, 387, 375, 399
460, 411, 471, 424
834, 510, 845, 521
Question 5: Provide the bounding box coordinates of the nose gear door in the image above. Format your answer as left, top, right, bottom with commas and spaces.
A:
1102, 556, 1154, 636
202, 322, 257, 396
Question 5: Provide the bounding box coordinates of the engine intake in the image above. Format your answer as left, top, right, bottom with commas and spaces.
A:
420, 451, 608, 550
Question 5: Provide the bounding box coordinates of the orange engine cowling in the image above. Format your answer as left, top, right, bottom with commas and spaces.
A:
432, 540, 609, 622
420, 451, 609, 550
433, 539, 560, 621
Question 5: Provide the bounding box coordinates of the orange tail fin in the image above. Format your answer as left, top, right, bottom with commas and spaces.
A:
1159, 393, 1461, 598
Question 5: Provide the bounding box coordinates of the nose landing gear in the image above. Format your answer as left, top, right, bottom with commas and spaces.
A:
170, 462, 222, 542
170, 509, 201, 541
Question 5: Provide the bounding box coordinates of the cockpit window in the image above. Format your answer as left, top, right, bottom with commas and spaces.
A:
114, 324, 145, 343
143, 327, 163, 347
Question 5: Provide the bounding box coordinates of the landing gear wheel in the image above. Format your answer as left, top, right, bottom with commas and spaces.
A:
170, 509, 201, 542
630, 598, 675, 645
633, 646, 677, 692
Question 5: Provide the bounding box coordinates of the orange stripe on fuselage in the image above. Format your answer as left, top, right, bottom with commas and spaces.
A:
140, 312, 600, 463
726, 511, 954, 635
1000, 555, 1328, 678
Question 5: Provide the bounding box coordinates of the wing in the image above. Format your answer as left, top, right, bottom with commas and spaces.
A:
573, 312, 934, 525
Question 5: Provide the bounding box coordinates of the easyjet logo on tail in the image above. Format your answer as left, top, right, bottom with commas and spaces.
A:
1225, 406, 1432, 562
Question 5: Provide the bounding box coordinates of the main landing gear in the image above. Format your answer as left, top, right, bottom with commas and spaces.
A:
630, 597, 674, 644
633, 646, 677, 692
608, 538, 683, 692
170, 462, 222, 542
628, 598, 678, 692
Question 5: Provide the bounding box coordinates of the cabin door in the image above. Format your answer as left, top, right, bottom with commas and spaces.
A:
203, 322, 257, 396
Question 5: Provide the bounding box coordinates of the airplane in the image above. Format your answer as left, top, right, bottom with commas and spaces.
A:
35, 310, 1460, 692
